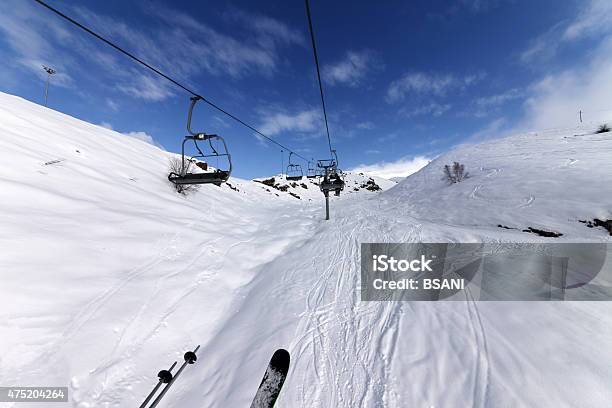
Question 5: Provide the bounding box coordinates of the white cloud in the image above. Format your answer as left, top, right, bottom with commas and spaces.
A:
0, 1, 304, 104
142, 5, 303, 79
563, 0, 612, 41
117, 72, 174, 101
521, 0, 612, 63
511, 1, 612, 131
323, 50, 380, 87
213, 116, 230, 128
403, 102, 452, 117
520, 38, 612, 130
475, 88, 522, 109
351, 156, 432, 179
520, 22, 564, 64
387, 73, 454, 103
466, 117, 508, 143
258, 108, 321, 136
98, 122, 162, 148
386, 72, 483, 103
106, 98, 119, 112
0, 1, 75, 87
0, 1, 171, 101
225, 9, 305, 48
377, 133, 398, 142
428, 0, 502, 19
454, 2, 612, 138
19, 58, 74, 88
356, 121, 375, 130
468, 88, 523, 117
459, 0, 498, 13
123, 130, 164, 149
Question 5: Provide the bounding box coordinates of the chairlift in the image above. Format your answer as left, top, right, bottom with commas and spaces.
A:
168, 96, 232, 186
286, 152, 304, 181
317, 158, 344, 196
321, 170, 345, 196
306, 161, 317, 178
316, 158, 336, 172
331, 149, 340, 169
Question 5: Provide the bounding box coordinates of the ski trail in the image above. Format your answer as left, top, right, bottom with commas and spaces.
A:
560, 158, 578, 168
5, 199, 312, 407
81, 206, 312, 406
469, 184, 483, 199
14, 226, 192, 383
278, 196, 503, 407
481, 167, 502, 178
464, 288, 491, 407
285, 198, 424, 407
516, 195, 535, 208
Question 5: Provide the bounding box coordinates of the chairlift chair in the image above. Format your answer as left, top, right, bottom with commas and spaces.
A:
322, 171, 345, 196
286, 152, 304, 181
316, 158, 336, 172
306, 161, 317, 178
317, 159, 344, 196
168, 96, 232, 186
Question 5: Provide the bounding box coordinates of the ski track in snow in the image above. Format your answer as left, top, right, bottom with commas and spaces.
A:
470, 183, 535, 210
273, 200, 496, 408
2, 94, 612, 407
516, 195, 535, 208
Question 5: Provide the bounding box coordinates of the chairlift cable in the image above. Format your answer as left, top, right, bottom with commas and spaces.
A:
32, 0, 309, 162
304, 0, 334, 158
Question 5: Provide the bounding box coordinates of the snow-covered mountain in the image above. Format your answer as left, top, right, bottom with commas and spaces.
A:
1, 91, 611, 407
252, 172, 395, 202
386, 126, 612, 240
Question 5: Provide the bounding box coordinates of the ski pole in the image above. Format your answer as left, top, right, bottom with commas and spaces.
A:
148, 345, 200, 408
139, 361, 177, 408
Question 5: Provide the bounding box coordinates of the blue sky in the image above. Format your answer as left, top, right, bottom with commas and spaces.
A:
1, 0, 612, 179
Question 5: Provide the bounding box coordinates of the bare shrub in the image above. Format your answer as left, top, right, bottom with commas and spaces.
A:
168, 156, 200, 195
444, 162, 469, 184
596, 124, 610, 134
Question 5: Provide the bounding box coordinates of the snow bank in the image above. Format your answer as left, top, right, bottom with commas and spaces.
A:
386, 127, 612, 240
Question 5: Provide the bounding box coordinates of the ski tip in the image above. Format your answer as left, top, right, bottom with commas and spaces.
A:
271, 349, 290, 368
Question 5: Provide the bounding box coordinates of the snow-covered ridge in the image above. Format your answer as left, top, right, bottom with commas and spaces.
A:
252, 172, 395, 201
386, 125, 612, 240
0, 92, 392, 206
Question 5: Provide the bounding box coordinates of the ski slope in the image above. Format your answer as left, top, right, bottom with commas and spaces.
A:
0, 92, 611, 407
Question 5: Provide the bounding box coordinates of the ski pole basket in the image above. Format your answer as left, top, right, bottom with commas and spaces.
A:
139, 345, 200, 408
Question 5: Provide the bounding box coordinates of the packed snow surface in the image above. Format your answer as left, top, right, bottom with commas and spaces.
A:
0, 92, 611, 407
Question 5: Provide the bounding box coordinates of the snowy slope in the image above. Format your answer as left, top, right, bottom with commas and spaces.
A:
385, 127, 612, 240
0, 92, 324, 405
0, 92, 392, 407
1, 91, 611, 408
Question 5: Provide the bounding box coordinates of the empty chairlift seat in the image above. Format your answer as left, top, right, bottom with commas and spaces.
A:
167, 96, 232, 187
306, 161, 318, 178
286, 152, 304, 181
